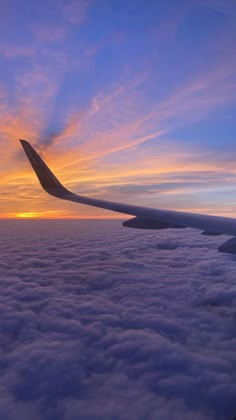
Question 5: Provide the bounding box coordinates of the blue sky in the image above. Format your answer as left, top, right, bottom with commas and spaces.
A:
0, 0, 236, 218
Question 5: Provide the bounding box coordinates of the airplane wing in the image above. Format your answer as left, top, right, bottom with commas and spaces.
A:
20, 139, 236, 254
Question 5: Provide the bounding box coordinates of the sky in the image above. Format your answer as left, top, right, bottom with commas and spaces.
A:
0, 219, 236, 420
1, 0, 236, 219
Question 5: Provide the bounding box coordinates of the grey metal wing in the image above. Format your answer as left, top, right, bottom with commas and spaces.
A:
20, 139, 236, 253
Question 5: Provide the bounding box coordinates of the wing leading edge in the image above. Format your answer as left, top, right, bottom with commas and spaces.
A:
20, 139, 236, 253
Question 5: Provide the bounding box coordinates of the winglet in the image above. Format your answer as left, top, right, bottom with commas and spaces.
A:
20, 139, 69, 198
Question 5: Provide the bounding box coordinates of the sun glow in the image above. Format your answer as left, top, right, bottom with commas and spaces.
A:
13, 212, 124, 219
17, 212, 43, 218
16, 210, 67, 218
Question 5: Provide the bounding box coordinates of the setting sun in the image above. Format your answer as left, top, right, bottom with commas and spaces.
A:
17, 212, 43, 218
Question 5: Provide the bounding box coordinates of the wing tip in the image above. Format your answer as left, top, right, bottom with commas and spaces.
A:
19, 138, 29, 145
19, 138, 68, 198
19, 139, 32, 153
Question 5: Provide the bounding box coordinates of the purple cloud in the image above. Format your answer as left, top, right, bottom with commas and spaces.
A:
0, 220, 235, 419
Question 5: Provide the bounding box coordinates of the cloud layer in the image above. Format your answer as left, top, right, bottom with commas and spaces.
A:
0, 220, 235, 420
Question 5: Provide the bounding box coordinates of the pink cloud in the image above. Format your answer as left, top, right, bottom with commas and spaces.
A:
63, 0, 91, 25
32, 23, 67, 43
0, 45, 35, 59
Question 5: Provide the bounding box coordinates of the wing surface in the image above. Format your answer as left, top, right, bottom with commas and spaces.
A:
20, 139, 236, 239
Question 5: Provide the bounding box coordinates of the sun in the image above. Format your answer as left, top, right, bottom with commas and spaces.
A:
17, 212, 42, 218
